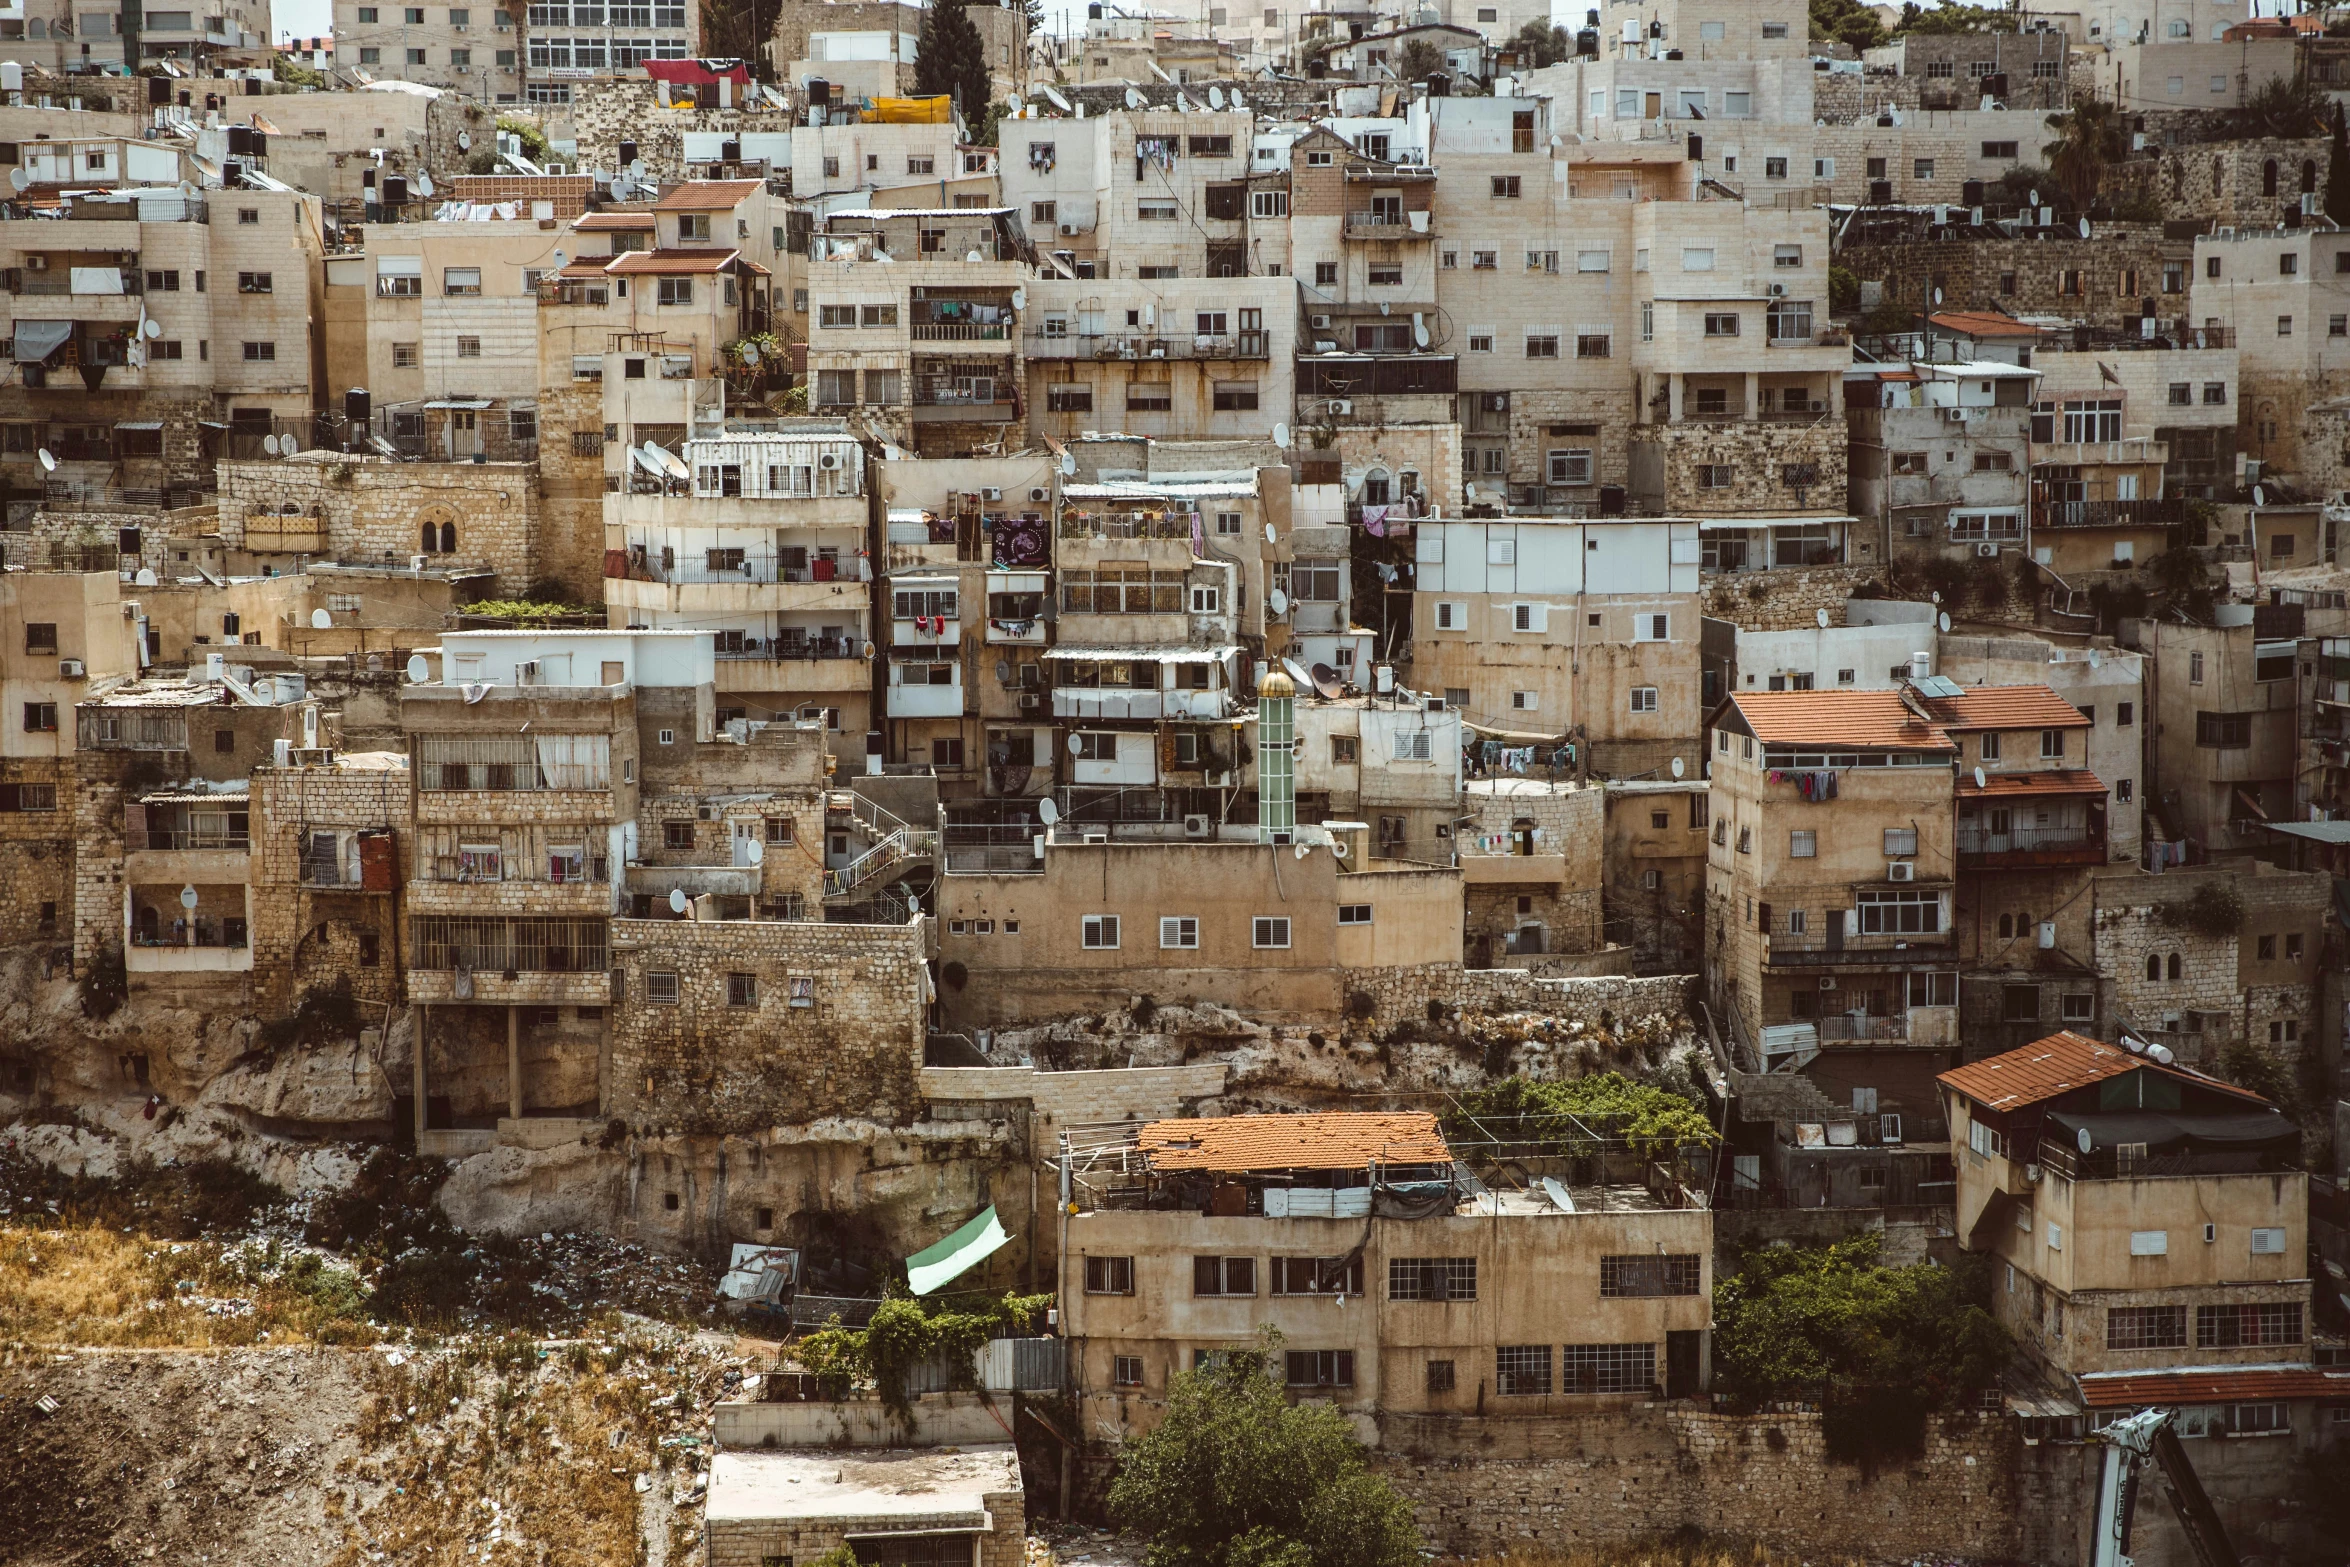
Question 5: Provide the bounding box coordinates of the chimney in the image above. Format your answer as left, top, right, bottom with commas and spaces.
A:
1258, 669, 1296, 844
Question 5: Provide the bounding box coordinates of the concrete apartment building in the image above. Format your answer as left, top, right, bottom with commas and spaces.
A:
2130, 604, 2302, 861
335, 0, 523, 99
2023, 328, 2242, 505
1704, 689, 1961, 1111
1060, 1112, 1711, 1439
996, 107, 1267, 282
2189, 224, 2350, 485
1023, 276, 1295, 446
1849, 359, 2038, 570
768, 0, 1027, 106
605, 427, 876, 749
804, 206, 1028, 456
1938, 631, 2148, 865
0, 182, 324, 504
1408, 516, 1702, 779
1456, 777, 1604, 965
1291, 688, 1463, 866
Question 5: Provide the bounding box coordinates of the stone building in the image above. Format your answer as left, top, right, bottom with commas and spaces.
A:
1603, 778, 1707, 973
1836, 219, 2188, 338
1457, 778, 1603, 967
2190, 222, 2350, 484
705, 1445, 1025, 1567
1022, 276, 1297, 447
2128, 605, 2300, 862
214, 454, 547, 595
247, 749, 407, 1017
1850, 357, 2038, 573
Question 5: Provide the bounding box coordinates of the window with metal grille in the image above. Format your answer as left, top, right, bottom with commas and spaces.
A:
1599, 1254, 1701, 1297
2106, 1305, 2188, 1350
1495, 1344, 1551, 1395
2196, 1302, 2302, 1347
407, 916, 608, 973
1425, 1359, 1456, 1393
1083, 1255, 1133, 1294
1387, 1257, 1476, 1301
2196, 712, 2252, 748
1562, 1342, 1656, 1394
1192, 1256, 1255, 1295
1113, 1355, 1143, 1388
1284, 1350, 1355, 1388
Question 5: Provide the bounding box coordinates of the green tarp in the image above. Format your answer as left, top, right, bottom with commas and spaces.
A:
905, 1204, 1010, 1296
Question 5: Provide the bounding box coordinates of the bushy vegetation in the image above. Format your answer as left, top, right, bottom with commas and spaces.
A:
2155, 880, 2244, 938
1451, 1071, 1718, 1157
1107, 1334, 1421, 1567
796, 1290, 1050, 1417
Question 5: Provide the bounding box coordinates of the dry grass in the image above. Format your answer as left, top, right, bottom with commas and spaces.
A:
0, 1222, 380, 1349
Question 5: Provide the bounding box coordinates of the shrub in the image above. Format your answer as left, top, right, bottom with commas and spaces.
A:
2156, 881, 2243, 938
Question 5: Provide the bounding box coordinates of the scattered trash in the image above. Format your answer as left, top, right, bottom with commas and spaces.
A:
33, 1394, 59, 1417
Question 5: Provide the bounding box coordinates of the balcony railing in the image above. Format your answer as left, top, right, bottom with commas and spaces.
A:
909, 322, 1011, 341
1765, 930, 1953, 964
714, 637, 864, 661
1344, 210, 1431, 237
943, 825, 1046, 875
2037, 1139, 2294, 1182
1956, 825, 2101, 855
1028, 331, 1272, 361
2031, 497, 2191, 529
1058, 512, 1192, 540
141, 828, 250, 851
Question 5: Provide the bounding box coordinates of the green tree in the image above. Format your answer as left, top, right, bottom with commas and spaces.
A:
914, 0, 993, 126
1895, 0, 2011, 34
2233, 72, 2330, 139
1397, 36, 1446, 81
2043, 95, 2128, 212
1107, 1338, 1421, 1567
1508, 19, 1573, 66
2329, 103, 2350, 225
1810, 0, 1887, 53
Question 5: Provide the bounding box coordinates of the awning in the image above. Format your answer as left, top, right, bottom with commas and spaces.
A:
69, 266, 124, 295
1957, 769, 2108, 800
2077, 1365, 2350, 1409
11, 319, 72, 363
1046, 644, 1238, 663
905, 1204, 1010, 1295
424, 399, 492, 410
113, 420, 163, 431
374, 255, 423, 276
2262, 820, 2350, 844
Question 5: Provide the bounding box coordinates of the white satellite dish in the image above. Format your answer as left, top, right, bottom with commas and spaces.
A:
1816, 608, 1830, 629
262, 434, 281, 456
1269, 587, 1290, 616
1264, 523, 1277, 544
746, 839, 764, 865
1939, 611, 1952, 633
1974, 765, 1988, 790
1670, 756, 1685, 779
1125, 86, 1145, 110
1060, 452, 1076, 477
141, 319, 161, 340
35, 449, 56, 473
1272, 422, 1290, 449
2253, 485, 2267, 508
1010, 287, 1026, 311
740, 343, 760, 366
406, 653, 429, 682
1038, 797, 1060, 825
7, 168, 27, 194
1230, 91, 1246, 113
1929, 590, 1941, 605
2079, 216, 2091, 239
1208, 85, 1225, 109
669, 887, 689, 915
1066, 732, 1084, 755
552, 249, 566, 266
457, 131, 471, 150
135, 568, 156, 587
414, 170, 434, 198
1932, 287, 1943, 306
180, 885, 198, 910
311, 608, 333, 629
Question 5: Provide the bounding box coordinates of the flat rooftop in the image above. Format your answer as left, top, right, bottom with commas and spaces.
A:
705, 1445, 1019, 1528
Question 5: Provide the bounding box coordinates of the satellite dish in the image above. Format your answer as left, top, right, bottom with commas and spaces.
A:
746, 839, 764, 865
1816, 608, 1830, 629
406, 654, 429, 682
1272, 422, 1290, 449
135, 569, 156, 587
142, 319, 162, 340
1932, 287, 1943, 305
2027, 189, 2039, 207
2253, 485, 2267, 508
35, 449, 56, 473
2076, 1126, 2093, 1155
262, 434, 281, 456
1038, 797, 1061, 825
1208, 85, 1225, 109
1929, 590, 1941, 605
668, 888, 689, 915
552, 249, 566, 266
1125, 87, 1145, 110
1670, 756, 1685, 779
1310, 662, 1343, 699
1010, 287, 1026, 311
1269, 587, 1290, 617
1294, 841, 1310, 861
310, 608, 333, 629
1060, 452, 1076, 477
1230, 90, 1246, 113
7, 168, 26, 194
2079, 217, 2092, 239
1974, 765, 1988, 790
1264, 523, 1277, 544
180, 885, 198, 910
1066, 732, 1085, 755
740, 343, 760, 366
457, 131, 471, 150
1939, 611, 1951, 633
414, 170, 434, 198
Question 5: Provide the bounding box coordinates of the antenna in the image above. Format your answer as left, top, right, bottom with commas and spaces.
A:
1208, 85, 1225, 109
7, 168, 26, 194
1269, 587, 1290, 617
1939, 611, 1952, 633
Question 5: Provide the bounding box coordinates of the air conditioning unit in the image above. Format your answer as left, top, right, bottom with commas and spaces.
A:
1329, 399, 1353, 414
981, 486, 1003, 501
23, 255, 47, 271
1029, 486, 1049, 502
1183, 813, 1211, 838
1081, 830, 1109, 844
1018, 691, 1041, 710
1819, 975, 1838, 991
57, 658, 84, 679
819, 452, 840, 469
1424, 695, 1445, 710
1887, 861, 1916, 882
1310, 313, 1331, 329
1975, 542, 1999, 558
2024, 1163, 2043, 1183
516, 659, 540, 683
1060, 223, 1079, 236
1767, 282, 1786, 296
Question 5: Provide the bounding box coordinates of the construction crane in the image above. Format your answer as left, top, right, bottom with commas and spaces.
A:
2092, 1408, 2240, 1567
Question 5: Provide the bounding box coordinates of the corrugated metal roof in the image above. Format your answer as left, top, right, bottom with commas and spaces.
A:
2077, 1365, 2350, 1408
572, 212, 656, 231
602, 247, 739, 276
2264, 820, 2350, 844
1920, 683, 2089, 731
1726, 690, 1955, 751
1063, 480, 1260, 499
1956, 769, 2109, 799
1929, 310, 2039, 338
1137, 1111, 1450, 1172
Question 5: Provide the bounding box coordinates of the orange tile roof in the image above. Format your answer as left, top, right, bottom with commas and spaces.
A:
652, 178, 765, 211
1920, 683, 2089, 731
1928, 310, 2039, 339
1956, 768, 2108, 799
573, 211, 656, 231
2079, 1367, 2349, 1408
1137, 1111, 1451, 1172
1726, 690, 1955, 751
602, 247, 739, 276
1938, 1031, 2275, 1113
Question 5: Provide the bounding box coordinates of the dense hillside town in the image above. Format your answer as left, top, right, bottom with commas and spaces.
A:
0, 0, 2347, 1560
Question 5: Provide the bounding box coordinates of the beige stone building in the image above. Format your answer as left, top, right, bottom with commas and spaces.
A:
1061, 1111, 1711, 1442
247, 748, 407, 1020
2130, 604, 2300, 861
1023, 275, 1296, 446
996, 106, 1267, 283
2189, 224, 2350, 485
1457, 778, 1603, 967
1408, 517, 1702, 777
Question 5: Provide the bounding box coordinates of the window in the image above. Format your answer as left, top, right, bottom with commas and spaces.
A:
1388, 1257, 1476, 1301
1193, 1256, 1256, 1296
2197, 1303, 2302, 1348
2107, 1305, 2188, 1350
2281, 315, 2295, 337
1253, 917, 1291, 949
1913, 158, 1935, 180
1703, 312, 1740, 338
2288, 933, 2304, 960
1113, 1355, 1143, 1388
1496, 1345, 1551, 1395
1272, 1256, 1363, 1295
1982, 140, 2019, 159
1599, 1255, 1701, 1297
1081, 915, 1119, 949
21, 702, 55, 733
1159, 916, 1199, 950
1491, 175, 1521, 198
1635, 614, 1670, 642
1563, 1343, 1656, 1395
2063, 992, 2095, 1023
725, 972, 757, 1008
1576, 329, 1610, 359
646, 970, 680, 1006
1338, 903, 1372, 926
1283, 1350, 1355, 1389
1083, 1256, 1134, 1294
1790, 830, 1816, 858
236, 270, 272, 295
1548, 448, 1592, 485
1525, 332, 1559, 359
2251, 1227, 2288, 1255
658, 278, 694, 307
1857, 889, 1938, 934
2197, 712, 2252, 748
1630, 687, 1658, 713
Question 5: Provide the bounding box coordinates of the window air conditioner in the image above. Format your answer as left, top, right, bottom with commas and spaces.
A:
819, 452, 840, 469
1183, 813, 1211, 837
1029, 486, 1049, 502
1310, 313, 1331, 328
981, 486, 1003, 501
1976, 542, 1999, 558
1887, 861, 1916, 882
517, 659, 540, 683
1329, 399, 1352, 414
57, 658, 84, 679
1018, 692, 1041, 710
1061, 223, 1079, 236
23, 255, 46, 271
1819, 975, 1838, 990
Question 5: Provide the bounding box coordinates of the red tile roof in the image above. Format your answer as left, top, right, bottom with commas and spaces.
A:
652, 178, 765, 211
602, 247, 740, 275
1956, 769, 2109, 799
573, 211, 656, 231
1938, 1031, 2276, 1113
1137, 1112, 1451, 1172
1727, 690, 1955, 751
1928, 310, 2040, 339
2078, 1366, 2349, 1408
1920, 684, 2089, 731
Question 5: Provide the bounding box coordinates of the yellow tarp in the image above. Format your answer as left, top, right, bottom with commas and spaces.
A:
869, 94, 952, 124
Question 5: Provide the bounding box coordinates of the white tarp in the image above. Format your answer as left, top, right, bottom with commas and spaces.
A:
68, 266, 125, 295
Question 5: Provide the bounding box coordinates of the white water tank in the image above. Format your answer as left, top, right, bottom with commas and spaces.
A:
1910, 651, 1932, 681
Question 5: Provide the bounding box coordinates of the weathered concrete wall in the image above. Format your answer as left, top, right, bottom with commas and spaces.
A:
1703, 565, 1883, 631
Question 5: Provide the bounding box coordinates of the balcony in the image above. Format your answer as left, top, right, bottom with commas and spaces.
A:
911, 383, 1017, 424
2035, 1138, 2297, 1183
1764, 930, 1954, 966
1955, 823, 2106, 867
2030, 496, 2191, 530
714, 636, 863, 662
1344, 210, 1433, 240
1027, 331, 1271, 361
1051, 689, 1232, 722
888, 680, 965, 719
909, 322, 1012, 342
1812, 1005, 1960, 1047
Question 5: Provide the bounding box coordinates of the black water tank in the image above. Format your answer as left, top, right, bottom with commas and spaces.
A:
618, 137, 638, 165
345, 387, 371, 427
1575, 27, 1597, 56
1869, 179, 1893, 203
806, 78, 828, 106
147, 75, 169, 104
362, 166, 376, 188
721, 137, 741, 162
1961, 179, 1984, 206
1983, 72, 2007, 98
382, 174, 408, 204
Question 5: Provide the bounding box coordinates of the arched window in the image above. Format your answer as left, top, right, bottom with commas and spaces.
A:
2263, 158, 2279, 198
1999, 914, 2015, 939
2167, 952, 2182, 980
439, 521, 457, 553
2303, 159, 2319, 195
2147, 952, 2162, 981
421, 520, 439, 554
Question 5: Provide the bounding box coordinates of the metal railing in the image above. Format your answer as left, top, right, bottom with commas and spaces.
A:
2037, 1140, 2293, 1182
943, 825, 1043, 875
2031, 496, 2191, 529
1345, 210, 1426, 235
909, 322, 1011, 341
1956, 825, 2099, 854
714, 637, 863, 661
1057, 512, 1191, 539
142, 826, 249, 851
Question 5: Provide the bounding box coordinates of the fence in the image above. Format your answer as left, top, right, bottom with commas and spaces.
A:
406, 916, 609, 973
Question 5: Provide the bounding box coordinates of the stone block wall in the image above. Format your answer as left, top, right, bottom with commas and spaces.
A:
1840, 227, 2180, 331
0, 757, 74, 950
216, 455, 542, 593
248, 761, 408, 1015
607, 915, 928, 1133
69, 748, 136, 976
2092, 897, 2236, 1052
531, 377, 610, 602
1630, 423, 1848, 518
2107, 136, 2332, 229
1702, 565, 1882, 631
567, 80, 800, 183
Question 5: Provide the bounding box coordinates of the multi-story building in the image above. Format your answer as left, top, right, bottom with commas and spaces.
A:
1938, 631, 2149, 865
997, 107, 1266, 283
1059, 1111, 1711, 1436
1700, 598, 1940, 712
768, 0, 1027, 107
2189, 224, 2350, 485
335, 0, 525, 99
1023, 276, 1295, 445
1704, 688, 1961, 1112
1849, 359, 2038, 570
1408, 517, 1702, 778
2131, 603, 2302, 862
